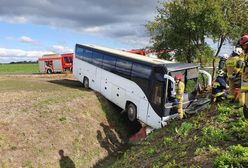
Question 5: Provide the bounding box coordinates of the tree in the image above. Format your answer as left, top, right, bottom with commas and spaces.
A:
146, 0, 248, 76
146, 0, 215, 63
209, 0, 248, 78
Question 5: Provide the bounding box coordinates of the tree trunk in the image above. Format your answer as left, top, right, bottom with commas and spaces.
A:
212, 36, 225, 80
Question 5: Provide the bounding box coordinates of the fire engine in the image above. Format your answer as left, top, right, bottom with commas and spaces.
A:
38, 53, 73, 74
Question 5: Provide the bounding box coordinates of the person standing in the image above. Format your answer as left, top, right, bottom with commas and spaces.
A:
240, 34, 248, 118
175, 74, 185, 119
225, 47, 244, 102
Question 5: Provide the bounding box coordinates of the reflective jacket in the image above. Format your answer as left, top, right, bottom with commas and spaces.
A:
212, 76, 228, 97
225, 56, 243, 78
241, 52, 248, 90
176, 81, 185, 100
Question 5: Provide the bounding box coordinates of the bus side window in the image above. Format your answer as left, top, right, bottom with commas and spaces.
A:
116, 58, 132, 78
131, 63, 152, 79
131, 63, 152, 92
152, 82, 163, 105
75, 47, 84, 60
103, 54, 116, 72
92, 51, 103, 67
84, 49, 93, 63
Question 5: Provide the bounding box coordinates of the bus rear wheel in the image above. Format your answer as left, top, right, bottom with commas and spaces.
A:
127, 103, 137, 122
83, 77, 89, 89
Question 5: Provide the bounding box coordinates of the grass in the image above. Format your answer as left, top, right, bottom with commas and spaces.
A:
106, 101, 248, 168
0, 63, 39, 74
0, 75, 127, 168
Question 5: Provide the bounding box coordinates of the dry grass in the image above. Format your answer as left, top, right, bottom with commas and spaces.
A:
0, 74, 125, 168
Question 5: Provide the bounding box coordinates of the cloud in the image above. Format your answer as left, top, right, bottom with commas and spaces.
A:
51, 45, 73, 54
0, 47, 54, 63
18, 36, 38, 44
6, 36, 39, 45
0, 0, 159, 48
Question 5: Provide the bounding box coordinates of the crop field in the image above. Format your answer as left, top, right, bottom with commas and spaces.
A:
0, 74, 128, 168
0, 63, 39, 74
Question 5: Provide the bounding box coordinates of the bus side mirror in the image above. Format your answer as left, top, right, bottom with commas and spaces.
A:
164, 74, 176, 96
199, 70, 212, 88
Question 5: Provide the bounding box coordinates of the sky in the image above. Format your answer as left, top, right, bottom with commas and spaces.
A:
0, 0, 233, 63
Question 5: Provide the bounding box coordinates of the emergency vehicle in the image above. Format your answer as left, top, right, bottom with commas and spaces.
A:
38, 53, 73, 74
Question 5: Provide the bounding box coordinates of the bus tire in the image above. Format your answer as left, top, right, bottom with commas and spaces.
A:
47, 69, 52, 74
83, 77, 89, 89
127, 103, 137, 122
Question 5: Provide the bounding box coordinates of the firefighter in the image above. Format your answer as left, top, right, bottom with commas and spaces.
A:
218, 54, 229, 70
240, 34, 248, 119
212, 70, 229, 102
175, 74, 185, 119
225, 47, 244, 102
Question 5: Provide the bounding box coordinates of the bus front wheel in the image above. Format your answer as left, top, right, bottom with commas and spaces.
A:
83, 77, 89, 89
127, 103, 137, 122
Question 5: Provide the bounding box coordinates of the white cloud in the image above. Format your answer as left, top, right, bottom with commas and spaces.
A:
51, 45, 73, 54
0, 16, 28, 24
18, 36, 38, 44
5, 36, 39, 45
0, 48, 54, 63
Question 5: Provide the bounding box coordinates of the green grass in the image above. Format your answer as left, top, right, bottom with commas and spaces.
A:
0, 63, 39, 74
106, 101, 248, 168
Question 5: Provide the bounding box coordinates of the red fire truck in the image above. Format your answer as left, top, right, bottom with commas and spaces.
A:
38, 53, 73, 74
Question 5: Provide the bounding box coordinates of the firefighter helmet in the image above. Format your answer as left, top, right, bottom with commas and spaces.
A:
175, 74, 183, 80
239, 34, 248, 45
233, 47, 244, 56
221, 54, 229, 59
217, 69, 225, 77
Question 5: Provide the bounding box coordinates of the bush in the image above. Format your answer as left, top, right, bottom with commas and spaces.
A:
214, 145, 248, 168
199, 126, 230, 146
175, 122, 193, 137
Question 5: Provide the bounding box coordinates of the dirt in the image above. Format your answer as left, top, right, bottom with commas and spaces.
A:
0, 74, 130, 168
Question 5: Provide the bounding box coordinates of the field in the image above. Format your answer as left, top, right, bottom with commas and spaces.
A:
0, 63, 39, 74
0, 74, 129, 168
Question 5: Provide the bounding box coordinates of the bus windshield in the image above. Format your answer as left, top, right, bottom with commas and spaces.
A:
166, 67, 198, 103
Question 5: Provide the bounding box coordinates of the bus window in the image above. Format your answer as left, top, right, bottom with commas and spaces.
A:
84, 49, 93, 63
131, 63, 152, 79
103, 54, 116, 71
76, 47, 84, 60
116, 58, 132, 78
131, 63, 152, 93
185, 78, 197, 93
152, 82, 163, 105
170, 70, 186, 82
92, 51, 103, 67
185, 68, 198, 94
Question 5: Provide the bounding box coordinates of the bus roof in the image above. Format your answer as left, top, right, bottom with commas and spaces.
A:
166, 63, 199, 72
76, 44, 199, 71
77, 44, 174, 65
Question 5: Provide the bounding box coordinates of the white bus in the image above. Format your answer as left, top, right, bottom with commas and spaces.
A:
73, 44, 211, 129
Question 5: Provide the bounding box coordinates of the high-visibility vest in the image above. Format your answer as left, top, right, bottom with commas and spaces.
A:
225, 56, 241, 78
176, 81, 185, 100
241, 53, 248, 90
